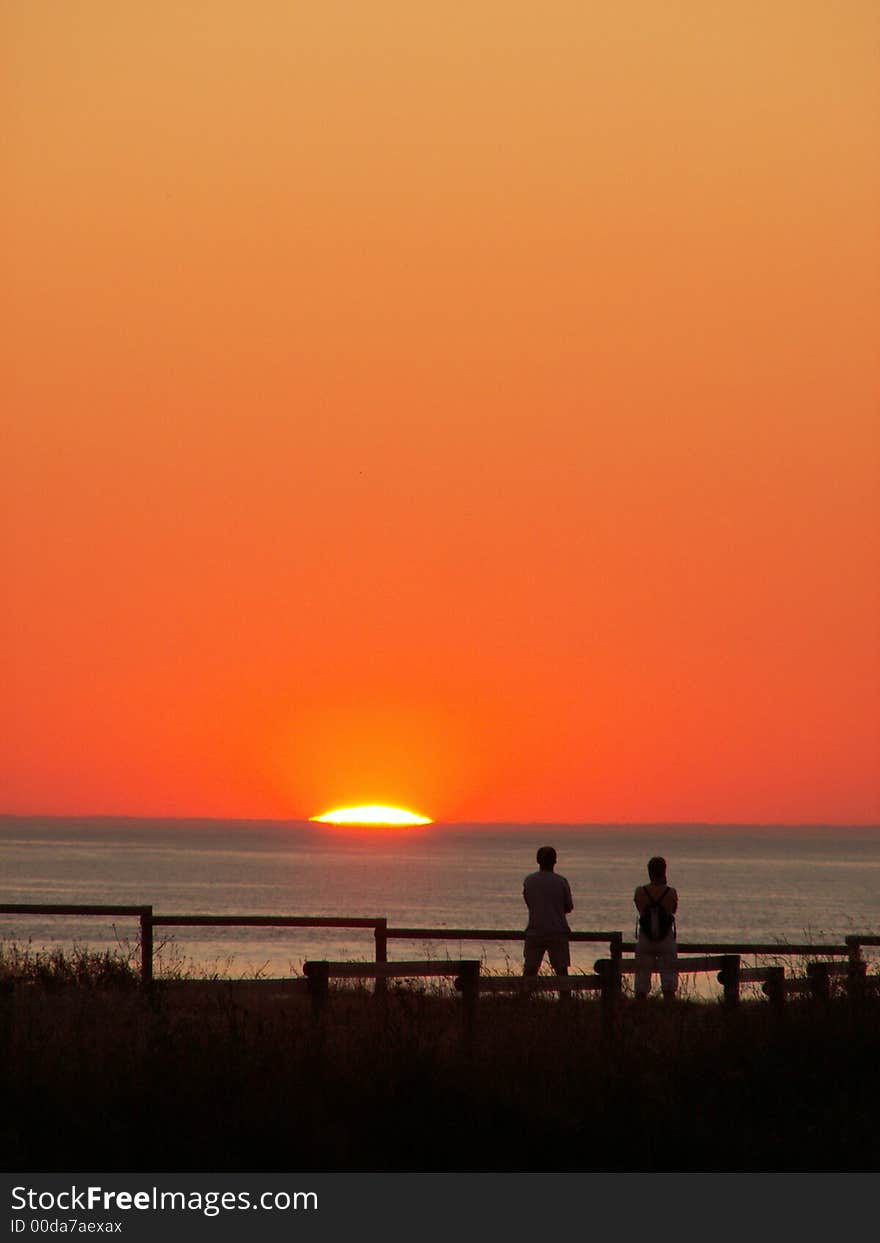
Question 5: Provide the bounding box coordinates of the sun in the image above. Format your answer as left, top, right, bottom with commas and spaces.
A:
310, 804, 432, 826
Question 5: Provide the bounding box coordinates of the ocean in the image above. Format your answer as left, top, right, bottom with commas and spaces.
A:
1, 818, 878, 992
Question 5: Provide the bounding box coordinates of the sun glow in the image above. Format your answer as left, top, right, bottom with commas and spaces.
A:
310, 804, 432, 826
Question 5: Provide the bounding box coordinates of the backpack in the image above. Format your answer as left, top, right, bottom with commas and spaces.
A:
637, 886, 675, 941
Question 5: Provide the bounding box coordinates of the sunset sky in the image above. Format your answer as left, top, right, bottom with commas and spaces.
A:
3, 2, 879, 824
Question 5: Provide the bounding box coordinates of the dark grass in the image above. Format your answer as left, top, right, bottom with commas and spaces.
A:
1, 947, 878, 1172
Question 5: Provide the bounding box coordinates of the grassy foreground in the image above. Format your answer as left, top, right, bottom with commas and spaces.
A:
1, 946, 878, 1172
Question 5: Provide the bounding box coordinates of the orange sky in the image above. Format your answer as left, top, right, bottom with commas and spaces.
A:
3, 2, 879, 823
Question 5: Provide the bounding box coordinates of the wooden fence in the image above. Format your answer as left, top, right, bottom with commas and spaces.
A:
299, 948, 877, 1049
148, 914, 389, 989
1, 904, 877, 1009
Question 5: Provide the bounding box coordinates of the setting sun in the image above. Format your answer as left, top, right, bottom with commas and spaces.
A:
310, 805, 433, 827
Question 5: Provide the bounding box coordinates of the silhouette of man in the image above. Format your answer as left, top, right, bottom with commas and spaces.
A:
522, 846, 573, 977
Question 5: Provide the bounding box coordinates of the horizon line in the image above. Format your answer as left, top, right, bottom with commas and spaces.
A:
1, 811, 878, 830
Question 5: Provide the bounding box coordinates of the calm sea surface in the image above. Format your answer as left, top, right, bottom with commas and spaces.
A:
1, 818, 878, 991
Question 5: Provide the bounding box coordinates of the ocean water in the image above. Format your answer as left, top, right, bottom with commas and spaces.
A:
1, 818, 878, 992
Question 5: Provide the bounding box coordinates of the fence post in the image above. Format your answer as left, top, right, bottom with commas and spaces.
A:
719, 955, 740, 1008
845, 936, 862, 967
807, 962, 830, 1003
304, 961, 330, 1016
846, 960, 867, 1003
374, 919, 387, 997
762, 966, 785, 1015
609, 934, 623, 1003
595, 960, 619, 1046
457, 961, 480, 1054
0, 978, 12, 1054
139, 908, 153, 986
596, 958, 621, 1007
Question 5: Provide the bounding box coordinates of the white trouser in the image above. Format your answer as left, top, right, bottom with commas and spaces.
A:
634, 932, 678, 994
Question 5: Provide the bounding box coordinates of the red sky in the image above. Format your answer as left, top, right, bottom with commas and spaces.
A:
3, 2, 879, 823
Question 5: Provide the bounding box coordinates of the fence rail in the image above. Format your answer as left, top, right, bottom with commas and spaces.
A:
386, 928, 623, 944
151, 915, 384, 928
621, 941, 851, 956
604, 954, 733, 974
308, 959, 474, 978
0, 904, 151, 917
